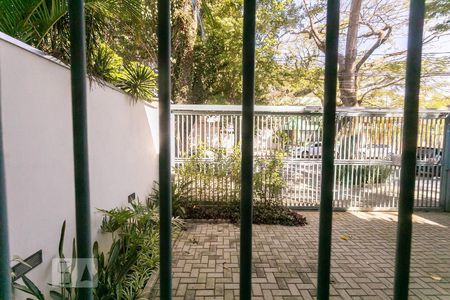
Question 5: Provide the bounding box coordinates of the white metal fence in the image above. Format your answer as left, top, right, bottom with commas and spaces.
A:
172, 105, 449, 210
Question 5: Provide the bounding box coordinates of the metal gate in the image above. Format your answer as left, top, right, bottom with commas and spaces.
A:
0, 0, 438, 299
172, 105, 449, 210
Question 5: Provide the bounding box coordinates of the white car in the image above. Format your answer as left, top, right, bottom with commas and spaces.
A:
359, 144, 393, 159
291, 142, 322, 158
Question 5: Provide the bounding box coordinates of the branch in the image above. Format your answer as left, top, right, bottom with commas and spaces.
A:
359, 21, 377, 37
356, 25, 392, 71
377, 32, 446, 60
301, 0, 326, 52
359, 76, 404, 101
359, 71, 438, 103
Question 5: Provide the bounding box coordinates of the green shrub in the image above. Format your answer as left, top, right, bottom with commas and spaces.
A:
184, 201, 240, 222
12, 198, 183, 300
175, 144, 286, 204
97, 199, 162, 299
183, 201, 307, 226
253, 203, 307, 226
253, 151, 286, 203
149, 180, 192, 218
172, 144, 301, 225
117, 62, 157, 102
336, 165, 392, 186
97, 198, 184, 299
89, 43, 123, 83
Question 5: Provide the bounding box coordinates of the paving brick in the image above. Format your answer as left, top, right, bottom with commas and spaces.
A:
151, 212, 450, 299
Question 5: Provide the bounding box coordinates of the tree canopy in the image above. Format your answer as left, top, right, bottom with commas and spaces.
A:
1, 0, 449, 107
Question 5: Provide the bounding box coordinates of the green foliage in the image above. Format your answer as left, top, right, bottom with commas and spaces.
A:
175, 145, 242, 201
427, 0, 450, 32
13, 275, 45, 300
13, 221, 77, 300
149, 181, 193, 218
97, 198, 184, 299
98, 200, 159, 299
12, 199, 183, 300
175, 144, 286, 203
254, 152, 286, 203
117, 63, 157, 101
252, 202, 307, 226
190, 0, 319, 104
185, 201, 240, 221
178, 0, 450, 105
173, 144, 306, 226
359, 56, 450, 108
0, 0, 156, 102
88, 44, 157, 101
183, 201, 307, 226
89, 43, 123, 83
336, 165, 392, 187
2, 0, 449, 106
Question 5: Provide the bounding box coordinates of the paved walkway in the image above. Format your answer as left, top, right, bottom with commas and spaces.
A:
152, 212, 450, 299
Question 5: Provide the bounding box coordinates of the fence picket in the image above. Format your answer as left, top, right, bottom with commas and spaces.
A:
172, 107, 448, 210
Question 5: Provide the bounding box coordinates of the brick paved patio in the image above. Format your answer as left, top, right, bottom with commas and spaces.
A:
151, 212, 450, 299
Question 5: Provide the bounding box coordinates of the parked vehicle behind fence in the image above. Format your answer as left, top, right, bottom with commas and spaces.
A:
416, 147, 442, 177
290, 142, 322, 158
358, 144, 393, 159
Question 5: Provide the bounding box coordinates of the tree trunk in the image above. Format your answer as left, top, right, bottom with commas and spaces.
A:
338, 66, 358, 106
339, 0, 362, 107
172, 0, 198, 103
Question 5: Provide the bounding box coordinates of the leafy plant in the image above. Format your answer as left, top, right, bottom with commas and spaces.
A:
254, 151, 286, 203
149, 180, 192, 218
98, 200, 160, 298
12, 197, 184, 300
13, 221, 79, 300
89, 43, 123, 83
118, 63, 157, 102
253, 203, 307, 226
98, 198, 184, 299
13, 275, 45, 300
336, 165, 392, 187
183, 200, 307, 226
174, 144, 286, 204
172, 144, 307, 226
0, 0, 157, 103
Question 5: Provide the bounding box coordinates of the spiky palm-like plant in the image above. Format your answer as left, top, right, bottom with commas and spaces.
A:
0, 0, 157, 102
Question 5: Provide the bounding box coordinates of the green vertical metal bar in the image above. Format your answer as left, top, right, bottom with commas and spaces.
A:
240, 0, 256, 297
440, 117, 450, 211
0, 75, 12, 300
68, 0, 93, 299
316, 0, 340, 299
158, 0, 172, 297
393, 1, 425, 299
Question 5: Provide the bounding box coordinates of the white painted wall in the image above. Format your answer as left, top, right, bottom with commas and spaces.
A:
0, 34, 159, 298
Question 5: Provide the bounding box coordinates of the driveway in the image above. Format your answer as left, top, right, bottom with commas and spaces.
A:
152, 211, 450, 299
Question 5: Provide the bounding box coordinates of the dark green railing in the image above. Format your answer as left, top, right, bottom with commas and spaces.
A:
68, 0, 93, 299
316, 0, 340, 299
0, 70, 11, 300
394, 1, 426, 299
157, 0, 173, 297
0, 0, 428, 299
239, 0, 257, 297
